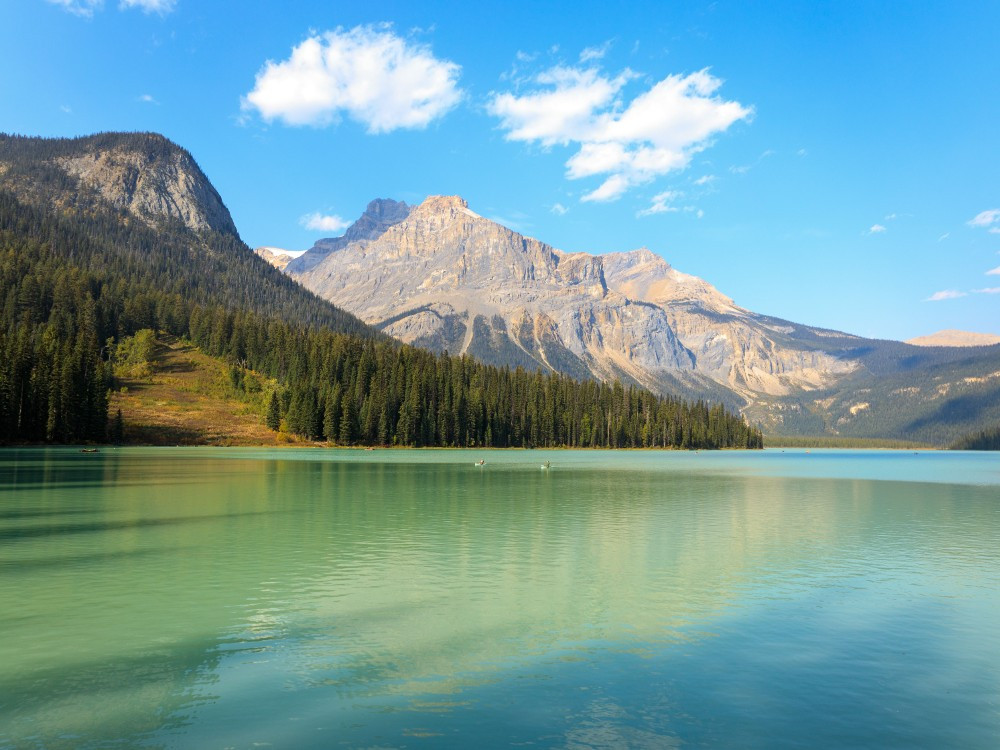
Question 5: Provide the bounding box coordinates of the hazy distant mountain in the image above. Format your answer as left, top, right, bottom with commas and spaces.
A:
285, 194, 1000, 443
255, 246, 304, 271
285, 198, 413, 274
906, 330, 1000, 347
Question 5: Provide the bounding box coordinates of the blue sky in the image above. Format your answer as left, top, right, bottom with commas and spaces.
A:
3, 0, 998, 340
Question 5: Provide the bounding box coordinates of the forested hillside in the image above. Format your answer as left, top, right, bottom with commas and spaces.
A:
0, 133, 760, 449
951, 426, 1000, 451
0, 188, 365, 442
188, 313, 762, 449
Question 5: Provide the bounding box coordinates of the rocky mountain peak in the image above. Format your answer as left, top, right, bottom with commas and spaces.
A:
1, 132, 238, 236
416, 195, 472, 214
277, 194, 871, 403
602, 247, 735, 312
343, 198, 412, 242
619, 247, 667, 269
285, 197, 412, 274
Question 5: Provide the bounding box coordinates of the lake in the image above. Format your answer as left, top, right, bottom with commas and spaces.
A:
1, 447, 998, 749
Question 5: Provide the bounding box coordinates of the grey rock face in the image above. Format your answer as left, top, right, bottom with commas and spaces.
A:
286, 198, 412, 274
290, 196, 702, 391
600, 248, 856, 396
285, 195, 859, 403
57, 140, 237, 235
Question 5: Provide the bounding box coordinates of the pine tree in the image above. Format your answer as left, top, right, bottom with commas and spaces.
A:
339, 394, 356, 445
266, 391, 281, 431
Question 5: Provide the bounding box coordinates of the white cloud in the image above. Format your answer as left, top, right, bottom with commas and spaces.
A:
46, 0, 103, 16
926, 290, 967, 301
300, 212, 350, 233
729, 149, 773, 176
119, 0, 175, 13
579, 41, 612, 63
137, 93, 159, 104
637, 190, 681, 216
59, 104, 72, 114
937, 232, 950, 242
637, 191, 703, 218
868, 224, 887, 234
693, 174, 715, 186
550, 202, 568, 215
796, 148, 807, 157
48, 0, 175, 14
243, 26, 462, 133
488, 66, 751, 202
974, 287, 1000, 294
987, 266, 1000, 276
489, 67, 633, 146
581, 173, 631, 203
990, 227, 1000, 235
968, 209, 1000, 228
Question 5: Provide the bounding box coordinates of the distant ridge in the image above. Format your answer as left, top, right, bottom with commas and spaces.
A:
905, 330, 1000, 347
255, 246, 305, 271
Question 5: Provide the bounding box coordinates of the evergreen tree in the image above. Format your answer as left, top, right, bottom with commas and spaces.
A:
339, 394, 356, 445
266, 391, 281, 431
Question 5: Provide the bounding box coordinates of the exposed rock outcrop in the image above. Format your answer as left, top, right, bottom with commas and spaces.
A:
0, 132, 238, 235
600, 248, 856, 396
254, 246, 300, 271
286, 195, 857, 401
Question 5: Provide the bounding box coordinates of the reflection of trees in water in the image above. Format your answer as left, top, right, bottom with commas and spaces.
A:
1, 636, 224, 750
2, 450, 998, 748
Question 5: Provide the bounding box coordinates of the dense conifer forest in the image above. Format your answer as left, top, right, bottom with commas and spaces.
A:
950, 426, 1000, 451
0, 183, 761, 448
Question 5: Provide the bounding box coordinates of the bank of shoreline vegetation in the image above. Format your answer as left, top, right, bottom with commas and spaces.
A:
949, 426, 1000, 451
762, 436, 935, 450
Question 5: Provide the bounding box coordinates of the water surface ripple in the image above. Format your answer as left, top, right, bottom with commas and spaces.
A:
1, 448, 997, 749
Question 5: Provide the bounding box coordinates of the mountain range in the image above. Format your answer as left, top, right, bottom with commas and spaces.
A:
2, 130, 996, 446
2, 132, 760, 450
273, 195, 1000, 444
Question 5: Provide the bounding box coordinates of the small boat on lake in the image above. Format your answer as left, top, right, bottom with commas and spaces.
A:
80, 448, 100, 453
475, 459, 486, 466
541, 461, 551, 470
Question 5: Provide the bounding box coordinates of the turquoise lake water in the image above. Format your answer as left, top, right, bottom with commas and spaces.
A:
1, 447, 998, 748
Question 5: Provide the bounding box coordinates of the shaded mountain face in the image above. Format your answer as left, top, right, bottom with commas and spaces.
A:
285, 195, 1000, 442
1, 131, 376, 338
0, 132, 238, 235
